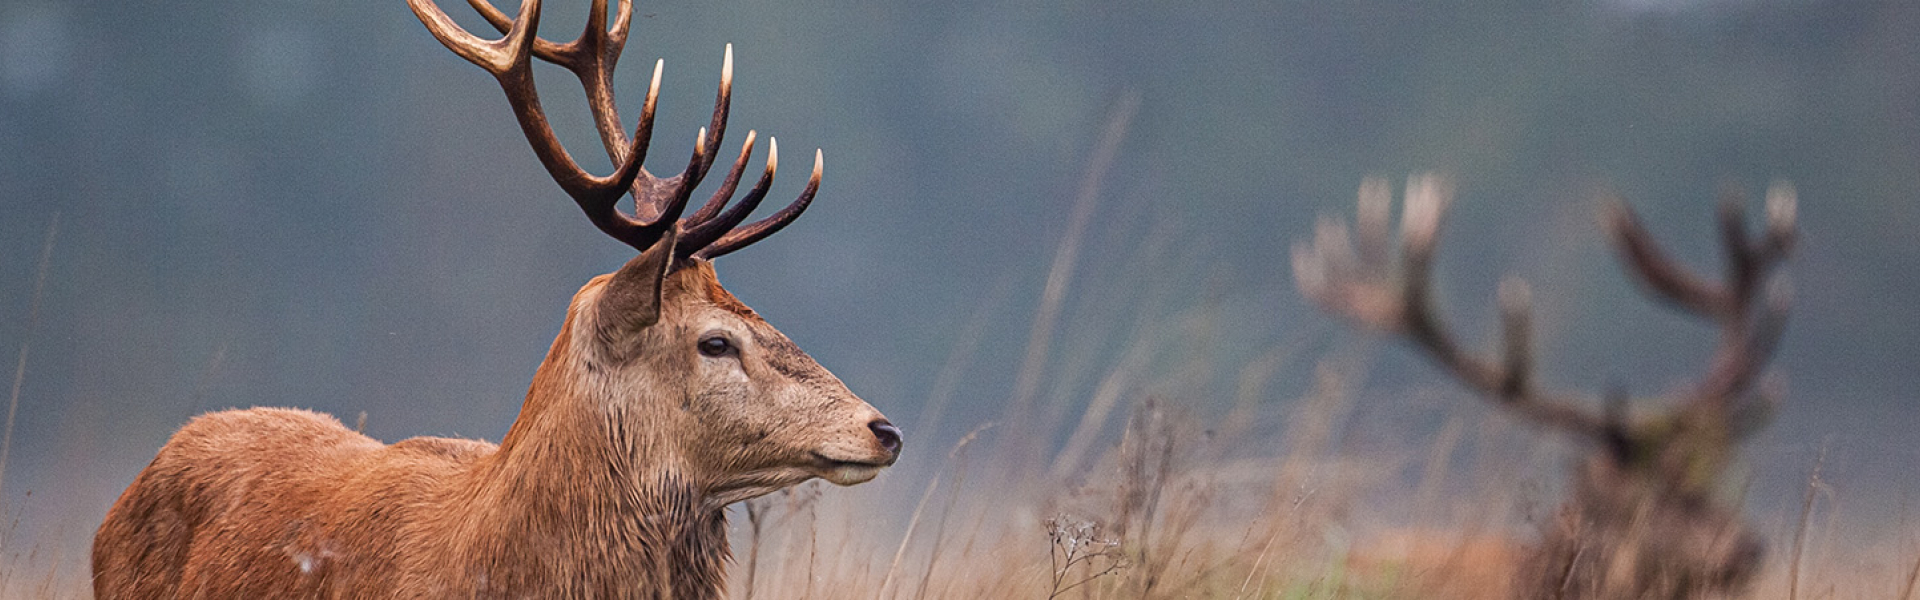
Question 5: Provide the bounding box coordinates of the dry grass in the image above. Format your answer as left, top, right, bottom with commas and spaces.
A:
3, 122, 1910, 600
718, 385, 1910, 600
7, 365, 1910, 599
3, 247, 1914, 599
702, 123, 1906, 599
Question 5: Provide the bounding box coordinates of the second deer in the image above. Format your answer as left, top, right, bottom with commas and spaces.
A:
1295, 175, 1793, 599
91, 0, 901, 597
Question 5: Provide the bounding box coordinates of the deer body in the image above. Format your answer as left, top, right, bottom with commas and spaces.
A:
94, 407, 733, 598
95, 0, 899, 595
96, 260, 896, 599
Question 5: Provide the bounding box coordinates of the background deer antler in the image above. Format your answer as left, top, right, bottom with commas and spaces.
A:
1292, 174, 1795, 450
407, 0, 821, 260
1292, 174, 1797, 599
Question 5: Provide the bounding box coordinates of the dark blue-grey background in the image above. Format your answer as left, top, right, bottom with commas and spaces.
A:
3, 0, 1915, 574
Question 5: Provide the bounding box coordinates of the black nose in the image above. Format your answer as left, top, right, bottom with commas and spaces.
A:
868, 420, 903, 455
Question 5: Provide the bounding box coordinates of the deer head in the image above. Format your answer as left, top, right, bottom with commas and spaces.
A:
408, 0, 902, 504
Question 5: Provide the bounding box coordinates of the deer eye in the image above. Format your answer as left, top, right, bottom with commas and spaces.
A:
698, 335, 736, 358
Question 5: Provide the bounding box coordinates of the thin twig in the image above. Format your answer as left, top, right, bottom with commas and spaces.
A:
1045, 516, 1126, 599
913, 425, 986, 600
1790, 442, 1829, 600
803, 496, 818, 600
1001, 91, 1139, 462
1554, 539, 1586, 600
1039, 193, 1180, 474
0, 213, 59, 504
910, 274, 1012, 441
1048, 327, 1158, 478
742, 499, 765, 600
1235, 525, 1283, 598
877, 423, 992, 599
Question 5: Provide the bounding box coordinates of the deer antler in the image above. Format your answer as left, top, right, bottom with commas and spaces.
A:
409, 0, 822, 259
1607, 184, 1795, 413
1292, 174, 1796, 445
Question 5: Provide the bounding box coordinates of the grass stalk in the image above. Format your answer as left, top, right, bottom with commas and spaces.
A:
999, 91, 1139, 464
1790, 443, 1829, 600
0, 213, 59, 506
878, 423, 991, 599
910, 273, 1013, 444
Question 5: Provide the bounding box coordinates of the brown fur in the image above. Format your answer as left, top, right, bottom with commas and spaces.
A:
92, 258, 897, 599
1519, 417, 1765, 600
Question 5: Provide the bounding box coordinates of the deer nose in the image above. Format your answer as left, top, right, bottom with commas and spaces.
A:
868, 419, 903, 456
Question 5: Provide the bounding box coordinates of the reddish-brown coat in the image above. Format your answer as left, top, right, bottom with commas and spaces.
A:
93, 260, 897, 598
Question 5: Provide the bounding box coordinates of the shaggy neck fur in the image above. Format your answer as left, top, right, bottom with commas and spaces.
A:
435, 301, 732, 599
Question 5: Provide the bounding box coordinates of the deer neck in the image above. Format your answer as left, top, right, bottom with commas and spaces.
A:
444, 323, 731, 597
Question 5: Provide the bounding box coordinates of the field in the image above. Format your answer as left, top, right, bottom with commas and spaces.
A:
3, 2, 1918, 598
710, 365, 1916, 599
17, 380, 1906, 599
5, 175, 1907, 598
0, 223, 1912, 597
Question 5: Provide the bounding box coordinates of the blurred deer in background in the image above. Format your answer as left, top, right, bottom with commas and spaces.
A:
91, 0, 900, 597
1294, 174, 1794, 599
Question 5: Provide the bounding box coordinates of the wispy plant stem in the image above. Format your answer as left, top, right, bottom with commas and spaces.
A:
877, 423, 991, 599
1790, 442, 1829, 600
1000, 91, 1139, 465
0, 213, 59, 506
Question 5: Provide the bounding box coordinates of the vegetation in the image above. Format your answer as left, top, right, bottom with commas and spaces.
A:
3, 2, 1915, 598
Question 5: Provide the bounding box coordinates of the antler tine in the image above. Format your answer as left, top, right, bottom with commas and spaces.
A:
679, 133, 777, 256
692, 138, 778, 241
481, 0, 635, 59
1292, 174, 1610, 440
631, 46, 733, 225
583, 116, 705, 253
685, 131, 758, 225
466, 0, 632, 68
411, 0, 661, 250
1709, 189, 1797, 406
419, 2, 819, 259
1759, 181, 1798, 262
468, 0, 641, 167
696, 45, 735, 178
465, 0, 566, 61
1605, 186, 1796, 406
1497, 277, 1535, 399
1354, 177, 1394, 268
1718, 191, 1758, 309
409, 0, 540, 75
694, 148, 821, 260
1607, 201, 1724, 317
1394, 176, 1607, 437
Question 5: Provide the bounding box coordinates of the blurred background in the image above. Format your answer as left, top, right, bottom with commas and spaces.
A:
2, 0, 1916, 592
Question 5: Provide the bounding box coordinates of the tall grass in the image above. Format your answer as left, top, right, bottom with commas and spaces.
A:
706, 105, 1910, 599
6, 126, 1913, 600
1, 213, 58, 503
721, 363, 1911, 599
6, 238, 1914, 598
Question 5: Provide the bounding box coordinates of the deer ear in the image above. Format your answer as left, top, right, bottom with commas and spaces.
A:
597, 224, 680, 341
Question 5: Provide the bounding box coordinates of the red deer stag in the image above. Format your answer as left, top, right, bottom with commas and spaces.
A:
92, 0, 901, 596
1293, 175, 1793, 599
